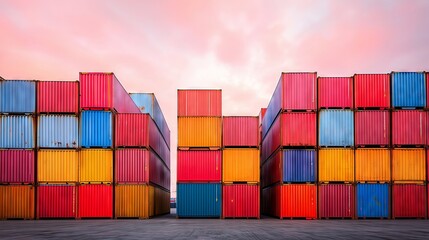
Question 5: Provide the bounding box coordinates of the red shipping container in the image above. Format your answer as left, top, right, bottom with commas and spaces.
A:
318, 77, 353, 109
177, 150, 221, 182
259, 108, 267, 126
222, 184, 260, 218
392, 184, 426, 218
354, 74, 390, 109
261, 150, 281, 188
78, 184, 112, 218
261, 113, 280, 163
79, 72, 140, 113
319, 184, 355, 219
0, 150, 34, 184
37, 81, 79, 113
177, 89, 222, 117
355, 110, 390, 146
37, 185, 76, 219
223, 116, 259, 147
392, 110, 427, 146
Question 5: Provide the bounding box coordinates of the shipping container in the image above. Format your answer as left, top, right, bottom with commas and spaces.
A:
177, 183, 221, 218
356, 183, 389, 218
222, 149, 259, 183
259, 108, 267, 126
222, 184, 259, 218
391, 72, 426, 108
80, 149, 113, 183
79, 72, 140, 113
392, 110, 426, 146
392, 184, 426, 218
427, 72, 429, 108
261, 113, 281, 162
154, 186, 170, 216
0, 80, 36, 113
37, 81, 79, 113
37, 150, 79, 183
319, 110, 354, 147
318, 77, 353, 109
80, 110, 112, 148
319, 184, 355, 219
38, 114, 78, 148
355, 110, 390, 146
319, 149, 354, 182
177, 89, 222, 117
0, 150, 34, 184
283, 149, 317, 183
261, 150, 282, 188
37, 184, 77, 219
115, 184, 154, 219
78, 184, 113, 218
355, 149, 390, 182
0, 115, 35, 148
223, 116, 259, 147
178, 117, 222, 148
0, 185, 35, 220
354, 74, 390, 109
392, 149, 425, 182
177, 150, 221, 183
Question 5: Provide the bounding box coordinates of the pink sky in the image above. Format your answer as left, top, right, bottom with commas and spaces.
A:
1, 0, 429, 196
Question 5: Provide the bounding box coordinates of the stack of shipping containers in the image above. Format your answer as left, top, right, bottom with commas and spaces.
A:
177, 90, 222, 218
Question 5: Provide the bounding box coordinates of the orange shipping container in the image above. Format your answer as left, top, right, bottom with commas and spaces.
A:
115, 184, 155, 219
319, 149, 354, 182
37, 150, 79, 183
0, 185, 35, 220
79, 149, 113, 183
178, 117, 221, 148
355, 149, 391, 182
392, 149, 425, 182
222, 149, 260, 183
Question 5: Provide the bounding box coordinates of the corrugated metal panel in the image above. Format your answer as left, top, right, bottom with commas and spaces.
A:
78, 184, 112, 218
0, 150, 34, 184
262, 76, 282, 139
37, 150, 79, 183
37, 81, 79, 113
112, 73, 140, 113
80, 110, 112, 148
115, 184, 154, 219
177, 183, 221, 218
281, 112, 317, 146
223, 116, 259, 147
318, 77, 353, 109
0, 115, 35, 148
319, 110, 354, 147
177, 89, 222, 117
115, 113, 149, 147
259, 108, 267, 126
281, 184, 317, 219
392, 149, 425, 182
222, 184, 259, 218
261, 150, 282, 188
261, 113, 281, 163
222, 149, 259, 183
283, 149, 317, 183
392, 110, 426, 146
177, 150, 221, 182
355, 110, 390, 146
37, 184, 77, 219
115, 149, 149, 184
392, 72, 426, 108
354, 74, 390, 108
356, 183, 389, 218
178, 117, 222, 148
261, 185, 280, 217
355, 149, 390, 182
319, 149, 354, 182
38, 114, 78, 148
149, 150, 170, 191
79, 149, 113, 183
0, 185, 35, 220
392, 184, 426, 218
154, 186, 170, 216
0, 80, 36, 113
319, 184, 355, 218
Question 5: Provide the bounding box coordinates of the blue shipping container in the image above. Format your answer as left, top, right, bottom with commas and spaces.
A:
80, 111, 112, 148
283, 149, 317, 183
0, 115, 34, 148
0, 80, 36, 113
262, 76, 282, 140
177, 183, 221, 218
38, 115, 78, 148
319, 110, 354, 147
392, 72, 426, 108
356, 183, 389, 218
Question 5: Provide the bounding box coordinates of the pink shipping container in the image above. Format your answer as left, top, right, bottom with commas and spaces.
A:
392, 110, 426, 146
259, 108, 267, 126
355, 110, 390, 146
354, 74, 390, 109
319, 184, 355, 219
392, 184, 426, 219
37, 184, 76, 219
318, 77, 353, 109
177, 89, 222, 117
79, 72, 140, 113
37, 81, 79, 113
78, 184, 113, 218
222, 184, 260, 219
0, 150, 34, 184
177, 150, 221, 182
223, 116, 259, 147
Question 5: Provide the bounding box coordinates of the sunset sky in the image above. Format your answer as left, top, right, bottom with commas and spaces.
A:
1, 0, 429, 196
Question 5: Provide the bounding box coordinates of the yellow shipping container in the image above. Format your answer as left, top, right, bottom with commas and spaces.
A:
38, 150, 78, 183
355, 148, 391, 182
79, 149, 113, 183
154, 187, 170, 216
392, 148, 425, 182
0, 185, 35, 220
115, 184, 155, 219
319, 148, 354, 182
223, 148, 260, 183
178, 117, 221, 148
